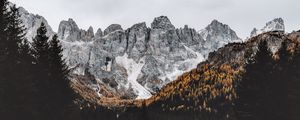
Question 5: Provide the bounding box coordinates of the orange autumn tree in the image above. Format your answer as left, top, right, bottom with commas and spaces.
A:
148, 62, 242, 114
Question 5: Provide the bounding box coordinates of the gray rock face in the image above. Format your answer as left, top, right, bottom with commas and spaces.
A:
176, 25, 204, 52
18, 5, 243, 99
103, 24, 123, 36
57, 18, 81, 42
199, 20, 242, 57
125, 22, 148, 61
58, 19, 95, 42
250, 18, 285, 37
18, 7, 55, 42
263, 18, 285, 32
95, 28, 103, 39
151, 16, 175, 30
83, 26, 95, 41
250, 28, 258, 37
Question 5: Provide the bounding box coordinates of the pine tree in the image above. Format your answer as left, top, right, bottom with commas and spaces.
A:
0, 0, 9, 116
19, 39, 36, 118
48, 34, 78, 119
0, 2, 35, 119
270, 40, 289, 120
289, 44, 300, 120
31, 24, 80, 119
236, 40, 275, 120
31, 22, 52, 119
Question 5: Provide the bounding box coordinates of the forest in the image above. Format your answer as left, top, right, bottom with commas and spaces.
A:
0, 0, 299, 120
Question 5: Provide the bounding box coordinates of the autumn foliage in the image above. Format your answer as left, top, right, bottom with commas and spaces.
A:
146, 62, 242, 114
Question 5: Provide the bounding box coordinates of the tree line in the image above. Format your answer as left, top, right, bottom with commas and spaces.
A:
0, 1, 80, 120
1, 0, 299, 120
236, 39, 300, 120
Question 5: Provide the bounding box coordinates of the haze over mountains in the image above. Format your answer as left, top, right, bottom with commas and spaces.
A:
16, 3, 285, 100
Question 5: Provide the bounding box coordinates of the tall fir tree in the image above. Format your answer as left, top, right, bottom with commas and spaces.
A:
289, 44, 300, 120
0, 0, 9, 116
236, 40, 276, 120
0, 2, 35, 119
270, 40, 289, 120
48, 34, 79, 119
31, 22, 53, 119
31, 24, 80, 120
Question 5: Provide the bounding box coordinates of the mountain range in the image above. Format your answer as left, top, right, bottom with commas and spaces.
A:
17, 4, 285, 100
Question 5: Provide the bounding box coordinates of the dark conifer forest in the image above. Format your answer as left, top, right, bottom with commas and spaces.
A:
0, 0, 300, 120
0, 1, 79, 119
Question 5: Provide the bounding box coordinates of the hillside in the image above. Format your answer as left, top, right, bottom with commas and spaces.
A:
70, 31, 300, 120
1, 1, 299, 120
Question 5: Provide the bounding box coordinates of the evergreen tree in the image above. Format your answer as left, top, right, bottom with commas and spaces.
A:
289, 44, 300, 120
270, 40, 289, 120
31, 22, 52, 119
31, 24, 80, 120
48, 34, 78, 119
0, 0, 9, 116
236, 40, 276, 120
0, 2, 35, 119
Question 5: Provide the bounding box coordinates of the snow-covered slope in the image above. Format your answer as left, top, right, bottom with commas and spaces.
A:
250, 18, 285, 37
115, 54, 151, 99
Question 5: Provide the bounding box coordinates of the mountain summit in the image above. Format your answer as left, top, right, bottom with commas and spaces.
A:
151, 16, 175, 30
103, 24, 123, 36
250, 18, 285, 37
199, 20, 242, 54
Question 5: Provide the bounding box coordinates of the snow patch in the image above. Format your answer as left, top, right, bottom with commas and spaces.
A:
115, 54, 152, 99
160, 46, 205, 82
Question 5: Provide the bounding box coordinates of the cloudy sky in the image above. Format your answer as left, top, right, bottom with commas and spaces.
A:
10, 0, 299, 38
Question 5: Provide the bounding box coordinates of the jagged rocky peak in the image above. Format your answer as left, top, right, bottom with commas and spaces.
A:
17, 5, 55, 42
200, 19, 240, 41
18, 7, 29, 14
200, 19, 241, 42
250, 28, 258, 37
176, 25, 204, 48
183, 25, 189, 29
61, 18, 80, 30
57, 18, 81, 42
87, 26, 94, 37
151, 16, 175, 30
103, 24, 123, 35
263, 18, 285, 32
95, 28, 103, 39
80, 26, 95, 42
58, 18, 95, 42
130, 22, 147, 31
83, 26, 95, 40
250, 18, 285, 37
199, 20, 241, 54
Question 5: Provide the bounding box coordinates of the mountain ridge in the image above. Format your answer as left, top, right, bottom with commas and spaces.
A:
72, 31, 300, 111
15, 3, 286, 100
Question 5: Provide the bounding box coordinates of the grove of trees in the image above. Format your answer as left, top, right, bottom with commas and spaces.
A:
0, 1, 79, 119
1, 0, 299, 120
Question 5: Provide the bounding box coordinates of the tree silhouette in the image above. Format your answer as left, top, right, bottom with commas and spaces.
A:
236, 40, 276, 120
0, 2, 35, 119
288, 43, 300, 120
48, 34, 79, 119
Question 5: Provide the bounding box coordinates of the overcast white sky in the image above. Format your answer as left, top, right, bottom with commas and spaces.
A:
10, 0, 299, 39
